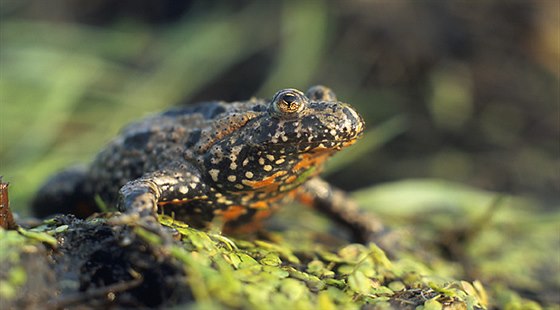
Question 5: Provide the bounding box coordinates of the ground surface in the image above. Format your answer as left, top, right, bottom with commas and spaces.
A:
1, 180, 556, 309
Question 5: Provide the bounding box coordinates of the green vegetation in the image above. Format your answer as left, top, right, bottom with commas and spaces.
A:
1, 183, 555, 309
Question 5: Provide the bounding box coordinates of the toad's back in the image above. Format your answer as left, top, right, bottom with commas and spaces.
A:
87, 98, 268, 204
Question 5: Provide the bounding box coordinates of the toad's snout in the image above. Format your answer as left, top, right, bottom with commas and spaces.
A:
338, 104, 365, 141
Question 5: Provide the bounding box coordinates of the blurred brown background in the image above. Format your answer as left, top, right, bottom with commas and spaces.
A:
1, 0, 558, 209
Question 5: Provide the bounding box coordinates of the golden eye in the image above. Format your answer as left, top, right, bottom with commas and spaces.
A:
272, 89, 306, 114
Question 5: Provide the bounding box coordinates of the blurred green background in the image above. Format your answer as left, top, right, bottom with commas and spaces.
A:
1, 0, 559, 306
1, 0, 557, 208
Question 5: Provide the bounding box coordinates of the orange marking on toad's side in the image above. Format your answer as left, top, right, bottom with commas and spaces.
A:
294, 190, 315, 207
253, 209, 273, 220
292, 152, 331, 172
158, 198, 189, 206
223, 221, 263, 234
285, 175, 297, 183
214, 205, 247, 221
243, 170, 287, 190
222, 205, 280, 234
249, 201, 269, 209
248, 194, 286, 210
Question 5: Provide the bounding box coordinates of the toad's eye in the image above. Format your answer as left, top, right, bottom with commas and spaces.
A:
271, 89, 306, 114
278, 93, 300, 113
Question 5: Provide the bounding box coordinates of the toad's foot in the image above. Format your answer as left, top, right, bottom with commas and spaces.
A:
113, 178, 173, 243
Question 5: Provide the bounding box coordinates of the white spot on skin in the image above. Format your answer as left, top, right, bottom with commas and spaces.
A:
275, 158, 285, 165
216, 196, 233, 204
235, 184, 244, 189
245, 171, 254, 178
230, 162, 238, 170
263, 165, 273, 172
281, 135, 288, 142
209, 169, 220, 182
154, 176, 179, 186
258, 158, 265, 165
243, 158, 249, 166
266, 155, 275, 161
211, 157, 221, 164
179, 186, 189, 194
330, 129, 337, 136
231, 145, 243, 156
240, 192, 255, 202
227, 175, 237, 182
189, 183, 197, 189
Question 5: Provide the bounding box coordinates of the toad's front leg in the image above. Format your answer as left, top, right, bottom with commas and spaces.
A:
118, 178, 161, 218
117, 167, 208, 224
296, 177, 386, 244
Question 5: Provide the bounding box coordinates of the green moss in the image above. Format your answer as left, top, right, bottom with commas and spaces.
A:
0, 229, 49, 302
2, 177, 555, 308
152, 215, 491, 309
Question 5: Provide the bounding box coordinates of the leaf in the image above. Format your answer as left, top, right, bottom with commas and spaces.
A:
369, 243, 392, 269
17, 227, 57, 247
423, 298, 443, 310
280, 278, 307, 300
260, 253, 282, 266
388, 281, 406, 292
237, 253, 260, 268
348, 270, 371, 295
317, 291, 336, 310
262, 266, 289, 278
472, 280, 488, 307
224, 253, 241, 269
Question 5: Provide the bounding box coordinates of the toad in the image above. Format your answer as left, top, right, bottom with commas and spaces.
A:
32, 86, 384, 242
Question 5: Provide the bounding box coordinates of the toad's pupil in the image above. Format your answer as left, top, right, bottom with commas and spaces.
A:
282, 94, 297, 104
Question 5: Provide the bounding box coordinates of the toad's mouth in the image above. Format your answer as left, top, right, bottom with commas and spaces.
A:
300, 138, 358, 151
257, 137, 360, 153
